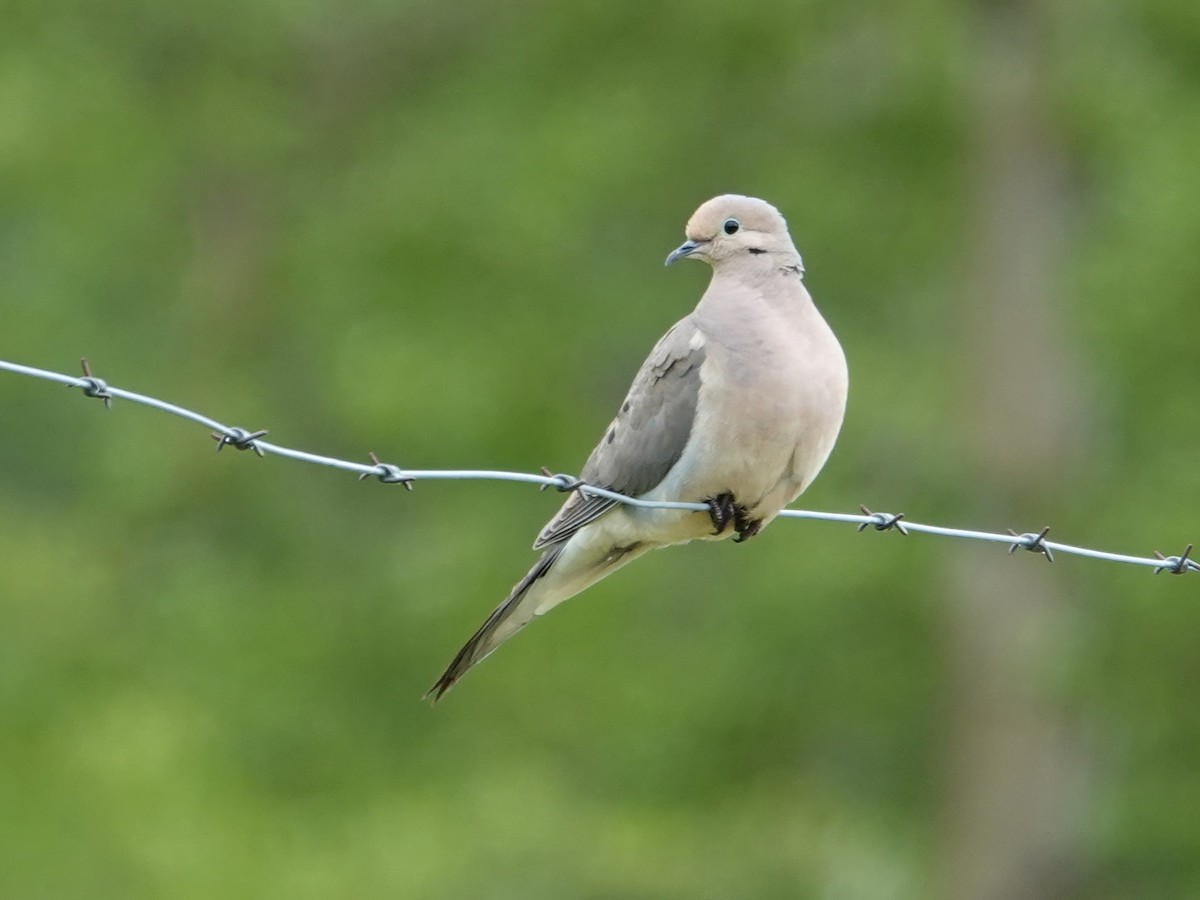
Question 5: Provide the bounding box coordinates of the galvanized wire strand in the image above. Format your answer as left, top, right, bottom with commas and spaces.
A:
1, 356, 1196, 575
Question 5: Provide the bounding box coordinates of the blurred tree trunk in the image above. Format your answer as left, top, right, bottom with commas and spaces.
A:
940, 1, 1092, 897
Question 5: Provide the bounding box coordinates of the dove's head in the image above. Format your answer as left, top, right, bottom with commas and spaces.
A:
665, 194, 803, 272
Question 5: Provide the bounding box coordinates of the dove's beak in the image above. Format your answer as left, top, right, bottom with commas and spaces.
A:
665, 239, 704, 266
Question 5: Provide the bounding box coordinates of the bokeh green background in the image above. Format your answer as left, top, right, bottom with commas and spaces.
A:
2, 1, 1199, 897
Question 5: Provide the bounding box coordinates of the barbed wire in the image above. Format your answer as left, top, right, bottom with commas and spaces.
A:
1, 356, 1195, 576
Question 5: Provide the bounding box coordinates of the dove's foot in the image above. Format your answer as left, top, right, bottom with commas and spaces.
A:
704, 493, 738, 536
733, 508, 762, 543
705, 493, 762, 541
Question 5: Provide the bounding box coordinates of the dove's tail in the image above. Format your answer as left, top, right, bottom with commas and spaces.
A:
427, 531, 657, 701
426, 545, 566, 702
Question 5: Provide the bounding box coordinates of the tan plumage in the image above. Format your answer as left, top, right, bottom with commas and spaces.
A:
429, 195, 848, 700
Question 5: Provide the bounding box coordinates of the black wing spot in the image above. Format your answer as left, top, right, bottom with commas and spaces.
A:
606, 427, 616, 444
748, 247, 766, 255
622, 400, 631, 413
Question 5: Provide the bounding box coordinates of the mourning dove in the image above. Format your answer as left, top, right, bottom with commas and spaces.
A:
429, 194, 848, 699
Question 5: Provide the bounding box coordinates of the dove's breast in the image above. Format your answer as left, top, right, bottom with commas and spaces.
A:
637, 277, 847, 537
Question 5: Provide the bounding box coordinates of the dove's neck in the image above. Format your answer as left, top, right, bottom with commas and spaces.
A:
705, 254, 813, 318
710, 243, 805, 281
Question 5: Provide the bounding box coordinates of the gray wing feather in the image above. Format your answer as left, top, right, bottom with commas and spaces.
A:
533, 317, 704, 549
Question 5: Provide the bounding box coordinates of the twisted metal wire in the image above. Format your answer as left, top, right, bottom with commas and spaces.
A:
1, 357, 1195, 575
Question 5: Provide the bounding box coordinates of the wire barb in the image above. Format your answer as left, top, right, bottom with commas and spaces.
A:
76, 358, 113, 409
539, 466, 584, 493
1007, 526, 1055, 562
856, 505, 908, 535
212, 427, 269, 457
1, 354, 1195, 577
1153, 544, 1199, 575
359, 451, 415, 490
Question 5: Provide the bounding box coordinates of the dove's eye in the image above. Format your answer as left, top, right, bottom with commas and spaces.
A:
722, 218, 740, 235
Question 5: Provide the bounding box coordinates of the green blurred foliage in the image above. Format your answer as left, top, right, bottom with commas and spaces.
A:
1, 0, 1198, 897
